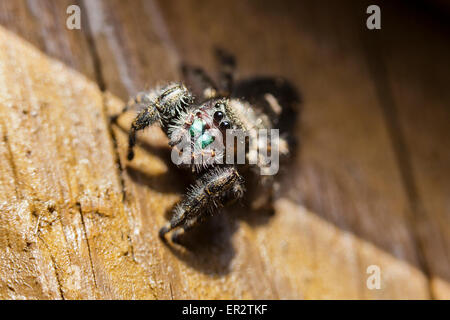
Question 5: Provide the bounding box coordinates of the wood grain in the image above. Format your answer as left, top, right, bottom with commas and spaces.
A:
0, 1, 155, 299
365, 2, 450, 298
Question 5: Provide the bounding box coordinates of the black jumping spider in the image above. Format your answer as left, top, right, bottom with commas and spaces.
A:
112, 49, 298, 244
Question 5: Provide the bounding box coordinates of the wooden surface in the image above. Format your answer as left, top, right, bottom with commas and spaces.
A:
0, 0, 448, 299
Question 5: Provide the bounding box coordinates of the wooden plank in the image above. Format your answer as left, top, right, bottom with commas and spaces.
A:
0, 1, 156, 299
366, 2, 450, 299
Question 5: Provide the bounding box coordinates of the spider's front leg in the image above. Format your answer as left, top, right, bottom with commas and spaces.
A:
127, 106, 160, 160
111, 83, 193, 160
110, 91, 152, 123
159, 166, 245, 244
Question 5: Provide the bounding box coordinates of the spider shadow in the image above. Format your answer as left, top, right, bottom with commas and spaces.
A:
119, 75, 301, 276
162, 213, 239, 276
113, 124, 190, 193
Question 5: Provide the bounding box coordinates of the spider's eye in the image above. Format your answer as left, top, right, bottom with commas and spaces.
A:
213, 111, 224, 122
215, 102, 224, 109
219, 121, 231, 130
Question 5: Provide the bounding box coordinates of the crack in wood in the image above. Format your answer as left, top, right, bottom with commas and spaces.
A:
1, 120, 20, 199
37, 235, 65, 300
76, 202, 98, 292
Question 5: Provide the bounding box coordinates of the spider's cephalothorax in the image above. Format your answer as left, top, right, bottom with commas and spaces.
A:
112, 49, 299, 244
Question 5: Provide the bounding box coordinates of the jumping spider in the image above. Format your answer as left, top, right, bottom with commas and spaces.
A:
112, 49, 298, 244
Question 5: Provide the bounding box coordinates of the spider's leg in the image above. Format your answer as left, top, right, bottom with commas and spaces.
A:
169, 214, 200, 244
110, 91, 151, 123
215, 48, 236, 95
181, 64, 218, 100
127, 83, 194, 160
159, 166, 244, 243
127, 104, 160, 160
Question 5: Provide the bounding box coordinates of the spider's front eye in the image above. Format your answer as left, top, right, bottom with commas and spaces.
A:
219, 121, 231, 130
213, 111, 224, 122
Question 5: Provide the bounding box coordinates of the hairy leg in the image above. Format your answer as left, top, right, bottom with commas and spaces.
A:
108, 90, 159, 160
123, 83, 193, 160
159, 166, 244, 243
169, 214, 200, 244
110, 91, 152, 122
127, 106, 159, 160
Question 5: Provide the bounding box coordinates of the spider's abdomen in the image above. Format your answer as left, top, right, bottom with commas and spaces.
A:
226, 99, 272, 132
